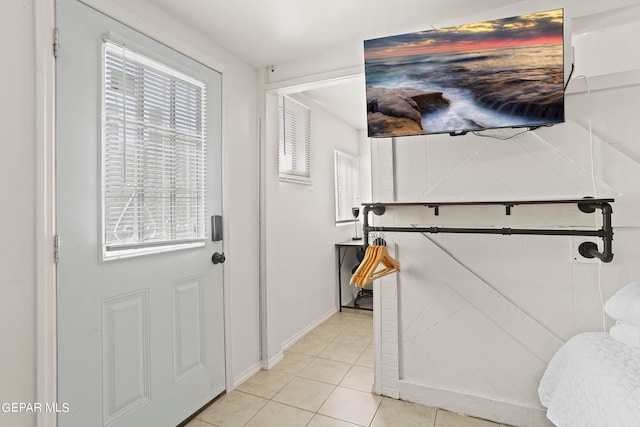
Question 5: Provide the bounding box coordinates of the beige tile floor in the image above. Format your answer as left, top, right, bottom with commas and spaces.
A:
187, 309, 510, 427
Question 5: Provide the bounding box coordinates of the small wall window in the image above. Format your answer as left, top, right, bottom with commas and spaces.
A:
334, 150, 360, 224
102, 40, 207, 259
278, 95, 311, 184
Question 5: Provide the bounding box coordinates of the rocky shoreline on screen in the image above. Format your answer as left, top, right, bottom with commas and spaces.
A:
366, 86, 449, 137
461, 67, 565, 121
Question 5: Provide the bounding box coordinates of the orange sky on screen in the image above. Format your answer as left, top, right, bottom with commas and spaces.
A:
366, 35, 562, 60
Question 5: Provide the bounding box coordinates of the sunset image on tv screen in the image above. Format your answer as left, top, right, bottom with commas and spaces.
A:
364, 9, 565, 137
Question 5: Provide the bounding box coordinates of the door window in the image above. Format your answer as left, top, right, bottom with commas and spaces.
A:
102, 40, 207, 259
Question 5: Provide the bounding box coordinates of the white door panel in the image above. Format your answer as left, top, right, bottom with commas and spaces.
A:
56, 1, 225, 425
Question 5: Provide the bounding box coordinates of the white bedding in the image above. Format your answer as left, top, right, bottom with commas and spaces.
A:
538, 332, 640, 426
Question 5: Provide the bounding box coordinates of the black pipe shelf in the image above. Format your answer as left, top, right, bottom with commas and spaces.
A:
361, 198, 614, 263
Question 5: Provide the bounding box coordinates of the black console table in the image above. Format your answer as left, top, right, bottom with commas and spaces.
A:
335, 240, 372, 311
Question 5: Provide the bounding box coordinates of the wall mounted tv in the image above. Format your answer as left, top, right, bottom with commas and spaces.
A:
364, 9, 565, 138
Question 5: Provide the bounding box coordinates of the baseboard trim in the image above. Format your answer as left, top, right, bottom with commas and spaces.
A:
280, 307, 338, 351
259, 307, 338, 373
232, 362, 262, 389
399, 380, 552, 427
263, 351, 284, 370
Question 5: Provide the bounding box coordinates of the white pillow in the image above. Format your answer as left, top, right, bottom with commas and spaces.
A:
610, 322, 640, 349
604, 281, 640, 326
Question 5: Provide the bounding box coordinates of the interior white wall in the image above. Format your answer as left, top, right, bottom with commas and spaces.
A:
366, 16, 640, 426
0, 1, 36, 426
263, 91, 361, 365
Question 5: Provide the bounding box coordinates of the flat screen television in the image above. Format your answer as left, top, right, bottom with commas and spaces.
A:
364, 9, 565, 138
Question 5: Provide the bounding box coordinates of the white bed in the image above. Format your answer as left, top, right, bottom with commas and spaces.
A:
538, 332, 640, 426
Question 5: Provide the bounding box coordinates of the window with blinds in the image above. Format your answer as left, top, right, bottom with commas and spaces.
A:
334, 150, 360, 224
102, 40, 207, 258
278, 95, 311, 184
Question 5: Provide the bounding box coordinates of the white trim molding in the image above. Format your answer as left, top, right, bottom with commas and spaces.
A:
280, 307, 337, 353
34, 1, 57, 427
232, 362, 262, 390
263, 352, 285, 371
262, 306, 337, 371
399, 380, 552, 427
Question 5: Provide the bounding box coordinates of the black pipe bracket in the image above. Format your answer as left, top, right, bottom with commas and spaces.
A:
360, 198, 614, 262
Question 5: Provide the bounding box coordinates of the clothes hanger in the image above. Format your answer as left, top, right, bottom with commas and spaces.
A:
351, 239, 400, 287
359, 245, 399, 287
350, 244, 379, 286
350, 237, 383, 286
356, 245, 382, 287
368, 246, 400, 282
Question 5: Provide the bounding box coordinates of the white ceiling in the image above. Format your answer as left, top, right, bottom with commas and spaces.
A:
145, 0, 515, 67
141, 0, 640, 130
301, 77, 368, 130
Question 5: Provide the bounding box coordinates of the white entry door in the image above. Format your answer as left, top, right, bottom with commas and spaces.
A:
56, 1, 225, 426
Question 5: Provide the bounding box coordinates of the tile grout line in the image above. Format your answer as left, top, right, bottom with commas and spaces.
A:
367, 397, 382, 427
194, 311, 375, 427
277, 311, 371, 426
192, 309, 503, 427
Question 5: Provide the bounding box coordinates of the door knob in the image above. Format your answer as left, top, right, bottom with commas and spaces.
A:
211, 252, 226, 264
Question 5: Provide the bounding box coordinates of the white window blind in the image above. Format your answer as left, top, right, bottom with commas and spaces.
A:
102, 40, 207, 256
278, 95, 311, 184
334, 150, 360, 223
